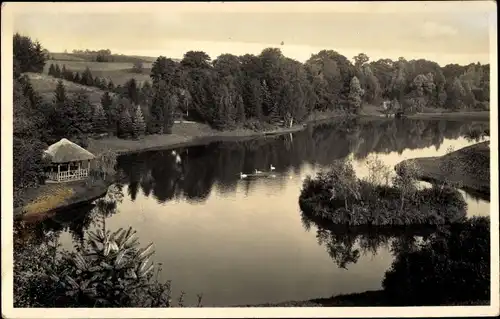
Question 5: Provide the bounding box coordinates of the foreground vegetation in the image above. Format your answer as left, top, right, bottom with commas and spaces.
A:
299, 158, 468, 226
396, 141, 490, 199
14, 190, 203, 308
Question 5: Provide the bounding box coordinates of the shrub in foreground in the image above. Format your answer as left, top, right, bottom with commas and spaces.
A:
382, 216, 490, 305
14, 223, 202, 307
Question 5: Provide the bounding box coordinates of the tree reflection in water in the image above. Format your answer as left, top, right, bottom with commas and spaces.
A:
116, 119, 489, 205
301, 209, 490, 305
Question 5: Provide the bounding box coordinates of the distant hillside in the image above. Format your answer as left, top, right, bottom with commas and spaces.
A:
43, 60, 153, 86
25, 72, 116, 104
49, 52, 181, 64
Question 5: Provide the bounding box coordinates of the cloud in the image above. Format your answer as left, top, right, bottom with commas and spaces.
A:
421, 21, 459, 38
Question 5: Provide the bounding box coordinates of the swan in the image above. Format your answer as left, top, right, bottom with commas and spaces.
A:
175, 154, 182, 164
270, 164, 276, 171
240, 172, 248, 179
255, 169, 263, 174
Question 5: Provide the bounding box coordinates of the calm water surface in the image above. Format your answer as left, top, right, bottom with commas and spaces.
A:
49, 119, 490, 306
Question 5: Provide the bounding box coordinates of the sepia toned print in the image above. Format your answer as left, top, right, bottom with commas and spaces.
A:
3, 1, 498, 317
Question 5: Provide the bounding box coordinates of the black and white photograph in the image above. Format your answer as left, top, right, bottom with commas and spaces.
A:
1, 1, 498, 317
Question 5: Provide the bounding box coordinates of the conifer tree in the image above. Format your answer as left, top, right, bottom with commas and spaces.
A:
54, 64, 62, 78
73, 72, 81, 84
150, 80, 167, 134
132, 105, 146, 138
118, 107, 133, 138
92, 103, 108, 134
48, 63, 56, 77
100, 91, 113, 116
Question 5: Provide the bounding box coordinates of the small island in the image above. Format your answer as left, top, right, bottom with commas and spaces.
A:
298, 160, 468, 226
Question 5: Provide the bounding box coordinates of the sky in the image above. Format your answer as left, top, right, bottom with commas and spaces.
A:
9, 1, 497, 66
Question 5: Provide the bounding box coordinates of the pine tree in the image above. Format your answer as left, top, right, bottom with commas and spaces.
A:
54, 80, 67, 107
235, 94, 245, 124
92, 103, 108, 135
54, 64, 62, 78
71, 90, 94, 136
100, 91, 113, 116
48, 63, 56, 77
61, 65, 68, 80
81, 67, 94, 86
132, 105, 146, 138
125, 78, 139, 105
348, 76, 365, 114
73, 72, 81, 84
150, 80, 167, 134
107, 80, 115, 91
118, 108, 133, 138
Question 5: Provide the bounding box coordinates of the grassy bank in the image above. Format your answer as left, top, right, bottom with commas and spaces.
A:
89, 120, 313, 156
242, 290, 489, 307
406, 111, 490, 121
396, 141, 490, 199
14, 178, 111, 222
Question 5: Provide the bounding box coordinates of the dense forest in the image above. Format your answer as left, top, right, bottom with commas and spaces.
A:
13, 32, 490, 204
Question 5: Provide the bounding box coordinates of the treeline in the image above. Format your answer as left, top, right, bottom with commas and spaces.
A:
48, 63, 117, 91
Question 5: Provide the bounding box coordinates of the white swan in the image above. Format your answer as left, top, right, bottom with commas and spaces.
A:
240, 172, 248, 179
270, 164, 276, 171
255, 169, 263, 174
175, 154, 182, 164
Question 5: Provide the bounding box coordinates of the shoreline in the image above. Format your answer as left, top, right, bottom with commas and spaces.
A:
14, 110, 489, 221
14, 178, 112, 222
238, 290, 490, 307
395, 141, 490, 200
89, 110, 489, 157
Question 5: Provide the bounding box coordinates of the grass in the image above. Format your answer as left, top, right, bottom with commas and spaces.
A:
88, 121, 312, 156
396, 141, 490, 198
26, 72, 113, 104
44, 60, 154, 86
15, 178, 111, 221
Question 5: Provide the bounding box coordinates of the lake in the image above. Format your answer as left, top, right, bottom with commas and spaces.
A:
33, 118, 490, 306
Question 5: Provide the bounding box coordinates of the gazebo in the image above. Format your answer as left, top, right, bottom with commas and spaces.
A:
43, 138, 96, 183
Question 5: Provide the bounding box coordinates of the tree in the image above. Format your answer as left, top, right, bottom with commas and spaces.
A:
92, 104, 108, 135
181, 51, 212, 69
118, 107, 133, 138
348, 76, 365, 114
48, 64, 56, 77
446, 78, 466, 110
70, 90, 94, 137
81, 67, 94, 86
54, 64, 62, 78
149, 80, 167, 134
132, 105, 146, 138
353, 53, 370, 69
125, 78, 140, 105
101, 91, 114, 116
13, 33, 47, 73
132, 61, 144, 74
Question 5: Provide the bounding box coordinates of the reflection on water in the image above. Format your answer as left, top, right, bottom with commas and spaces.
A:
22, 119, 490, 306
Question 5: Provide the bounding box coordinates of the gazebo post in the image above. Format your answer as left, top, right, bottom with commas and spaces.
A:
57, 164, 60, 182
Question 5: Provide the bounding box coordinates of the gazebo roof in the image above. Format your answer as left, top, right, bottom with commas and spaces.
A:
43, 138, 96, 164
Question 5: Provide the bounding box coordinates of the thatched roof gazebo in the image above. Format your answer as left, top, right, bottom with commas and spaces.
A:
43, 138, 96, 183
